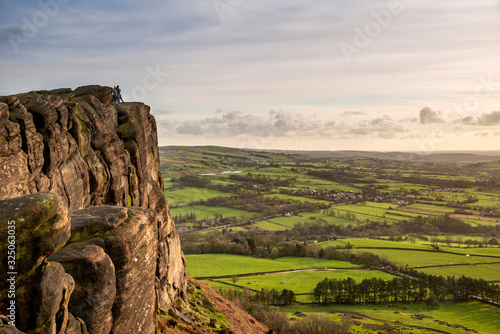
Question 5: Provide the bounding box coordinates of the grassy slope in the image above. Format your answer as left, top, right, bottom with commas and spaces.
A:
185, 254, 361, 277
214, 269, 395, 301
286, 302, 500, 334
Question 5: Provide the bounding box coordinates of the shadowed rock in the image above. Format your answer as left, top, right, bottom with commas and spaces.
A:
60, 206, 159, 334
48, 244, 115, 334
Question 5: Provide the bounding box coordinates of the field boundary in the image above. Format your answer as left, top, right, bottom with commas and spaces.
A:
194, 267, 370, 280
356, 246, 500, 259
411, 261, 500, 269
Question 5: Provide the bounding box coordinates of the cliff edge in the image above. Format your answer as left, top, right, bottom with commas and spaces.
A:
0, 86, 187, 333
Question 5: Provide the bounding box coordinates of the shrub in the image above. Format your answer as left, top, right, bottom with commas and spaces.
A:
292, 314, 351, 334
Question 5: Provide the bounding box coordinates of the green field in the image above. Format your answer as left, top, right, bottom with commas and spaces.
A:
400, 203, 457, 215
349, 203, 426, 217
264, 193, 332, 205
165, 187, 233, 207
170, 205, 258, 222
253, 220, 290, 231
318, 238, 434, 251
331, 202, 431, 224
439, 246, 500, 257
349, 248, 499, 268
185, 254, 362, 278
417, 262, 500, 281
363, 180, 429, 192
164, 146, 500, 332
212, 269, 395, 302
254, 212, 353, 231
330, 207, 401, 224
286, 302, 500, 334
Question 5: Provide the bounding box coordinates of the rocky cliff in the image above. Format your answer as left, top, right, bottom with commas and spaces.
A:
0, 86, 187, 333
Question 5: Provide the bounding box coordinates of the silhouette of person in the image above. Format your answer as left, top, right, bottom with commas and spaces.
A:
112, 86, 119, 103
116, 85, 124, 103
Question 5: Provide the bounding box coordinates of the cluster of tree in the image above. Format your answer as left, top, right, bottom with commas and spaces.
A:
306, 169, 371, 185
286, 216, 500, 241
229, 173, 296, 188
446, 197, 479, 206
221, 288, 351, 334
379, 173, 476, 189
171, 212, 197, 224
224, 287, 295, 306
428, 236, 498, 248
171, 174, 212, 188
170, 173, 257, 195
313, 275, 500, 305
279, 188, 364, 204
182, 231, 254, 256
181, 215, 500, 260
317, 215, 500, 237
201, 195, 327, 216
182, 229, 399, 271
323, 210, 359, 222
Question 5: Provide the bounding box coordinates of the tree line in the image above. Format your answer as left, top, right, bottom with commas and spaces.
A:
181, 216, 500, 260
313, 274, 500, 306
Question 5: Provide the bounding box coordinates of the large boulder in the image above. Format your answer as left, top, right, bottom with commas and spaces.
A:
0, 193, 70, 291
48, 245, 115, 334
0, 193, 76, 333
53, 205, 159, 334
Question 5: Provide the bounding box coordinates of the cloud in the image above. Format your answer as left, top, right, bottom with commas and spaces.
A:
462, 110, 500, 125
419, 107, 444, 124
161, 110, 410, 141
173, 110, 321, 138
478, 111, 500, 125
340, 111, 367, 117
152, 109, 175, 115
2, 0, 500, 153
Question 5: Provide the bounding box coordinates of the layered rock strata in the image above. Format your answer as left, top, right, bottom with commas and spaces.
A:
0, 86, 187, 333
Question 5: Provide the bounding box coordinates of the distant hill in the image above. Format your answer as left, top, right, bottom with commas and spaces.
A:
163, 146, 500, 164
253, 150, 500, 163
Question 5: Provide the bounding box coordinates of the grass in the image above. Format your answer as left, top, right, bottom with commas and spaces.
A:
400, 203, 456, 215
330, 207, 400, 224
461, 217, 500, 227
253, 220, 290, 231
285, 302, 500, 334
264, 193, 332, 205
165, 187, 233, 207
185, 254, 361, 278
215, 269, 395, 302
439, 246, 500, 257
349, 248, 499, 268
331, 203, 430, 224
318, 238, 434, 251
170, 205, 258, 222
253, 212, 353, 231
417, 262, 500, 281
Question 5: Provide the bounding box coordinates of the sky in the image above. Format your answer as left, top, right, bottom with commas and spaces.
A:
1, 0, 500, 152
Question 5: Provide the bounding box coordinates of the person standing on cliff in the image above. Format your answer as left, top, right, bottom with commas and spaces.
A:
116, 85, 124, 103
112, 86, 119, 103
